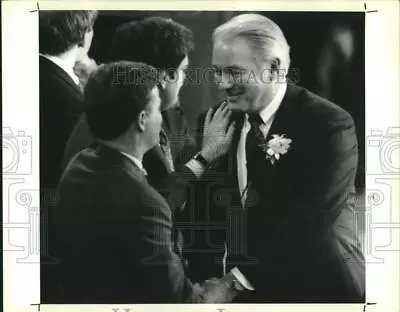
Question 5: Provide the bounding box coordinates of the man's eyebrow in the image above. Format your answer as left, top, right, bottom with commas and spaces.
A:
212, 65, 246, 71
225, 65, 246, 71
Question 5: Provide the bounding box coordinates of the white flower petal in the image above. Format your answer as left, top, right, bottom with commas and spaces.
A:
267, 149, 274, 156
275, 153, 280, 160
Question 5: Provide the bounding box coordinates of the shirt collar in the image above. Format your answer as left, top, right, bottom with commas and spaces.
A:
120, 151, 147, 176
40, 53, 80, 86
250, 82, 287, 124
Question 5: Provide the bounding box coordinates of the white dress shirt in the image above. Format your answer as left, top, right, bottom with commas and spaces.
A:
120, 151, 148, 176
237, 83, 287, 207
40, 53, 81, 86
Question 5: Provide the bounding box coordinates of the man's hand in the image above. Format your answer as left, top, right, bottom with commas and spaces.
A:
199, 274, 239, 303
200, 102, 236, 163
74, 54, 99, 88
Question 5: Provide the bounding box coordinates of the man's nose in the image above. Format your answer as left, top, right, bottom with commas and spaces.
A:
217, 73, 234, 91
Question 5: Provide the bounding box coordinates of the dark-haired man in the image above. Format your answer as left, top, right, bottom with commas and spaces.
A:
63, 16, 197, 183
50, 61, 238, 303
39, 10, 98, 189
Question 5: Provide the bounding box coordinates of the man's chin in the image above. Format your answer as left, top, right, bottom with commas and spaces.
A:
226, 101, 247, 112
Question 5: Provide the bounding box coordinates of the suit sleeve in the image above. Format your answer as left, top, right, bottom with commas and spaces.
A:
137, 194, 203, 303
237, 114, 361, 291
175, 111, 198, 165
155, 111, 209, 213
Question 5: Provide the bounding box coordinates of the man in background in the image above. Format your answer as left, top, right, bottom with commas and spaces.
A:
63, 16, 197, 184
39, 10, 97, 189
39, 10, 97, 302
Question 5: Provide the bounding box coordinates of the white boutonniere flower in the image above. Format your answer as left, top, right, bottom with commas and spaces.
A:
259, 134, 293, 165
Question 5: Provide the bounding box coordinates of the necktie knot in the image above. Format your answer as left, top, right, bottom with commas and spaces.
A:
247, 113, 265, 143
159, 129, 168, 148
247, 113, 263, 128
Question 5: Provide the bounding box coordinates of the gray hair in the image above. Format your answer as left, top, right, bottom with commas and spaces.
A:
212, 13, 291, 72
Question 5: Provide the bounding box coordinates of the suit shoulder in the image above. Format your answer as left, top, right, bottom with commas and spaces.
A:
293, 84, 355, 131
61, 149, 170, 212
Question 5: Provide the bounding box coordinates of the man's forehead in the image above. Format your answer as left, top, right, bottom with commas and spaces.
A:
212, 38, 259, 67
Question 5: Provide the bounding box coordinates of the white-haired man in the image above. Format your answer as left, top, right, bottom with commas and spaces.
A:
194, 14, 365, 303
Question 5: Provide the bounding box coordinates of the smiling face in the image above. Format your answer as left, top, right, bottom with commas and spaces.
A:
212, 36, 279, 113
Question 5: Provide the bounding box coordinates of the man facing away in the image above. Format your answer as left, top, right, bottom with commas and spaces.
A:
49, 61, 243, 303
193, 13, 365, 303
39, 10, 98, 190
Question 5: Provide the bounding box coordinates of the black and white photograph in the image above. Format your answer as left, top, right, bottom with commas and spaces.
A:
2, 1, 399, 311
38, 10, 366, 304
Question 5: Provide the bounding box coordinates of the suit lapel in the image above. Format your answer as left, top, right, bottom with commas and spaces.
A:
150, 144, 172, 173
231, 112, 245, 188
161, 108, 185, 160
266, 83, 300, 141
243, 83, 302, 209
142, 110, 178, 187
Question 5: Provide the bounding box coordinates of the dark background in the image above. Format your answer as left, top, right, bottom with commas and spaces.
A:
88, 10, 365, 190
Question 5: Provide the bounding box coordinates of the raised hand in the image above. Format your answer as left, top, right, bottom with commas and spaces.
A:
200, 101, 236, 163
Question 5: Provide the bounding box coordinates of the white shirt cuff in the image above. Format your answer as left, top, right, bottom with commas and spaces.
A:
230, 267, 255, 291
185, 159, 205, 178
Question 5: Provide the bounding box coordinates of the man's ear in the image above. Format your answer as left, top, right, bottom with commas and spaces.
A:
270, 58, 281, 73
137, 110, 147, 132
269, 58, 282, 82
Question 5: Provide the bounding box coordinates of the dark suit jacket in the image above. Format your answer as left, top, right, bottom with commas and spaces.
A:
40, 55, 85, 302
59, 108, 198, 277
48, 143, 200, 303
196, 83, 365, 303
40, 55, 84, 190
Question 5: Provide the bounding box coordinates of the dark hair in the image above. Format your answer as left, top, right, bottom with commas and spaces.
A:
85, 61, 159, 140
109, 16, 194, 72
39, 10, 98, 55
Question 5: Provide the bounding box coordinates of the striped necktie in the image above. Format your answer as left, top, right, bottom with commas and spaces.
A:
159, 129, 175, 173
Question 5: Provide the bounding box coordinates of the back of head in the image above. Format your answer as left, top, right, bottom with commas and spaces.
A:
84, 61, 159, 141
213, 13, 291, 71
39, 10, 98, 56
109, 16, 194, 71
